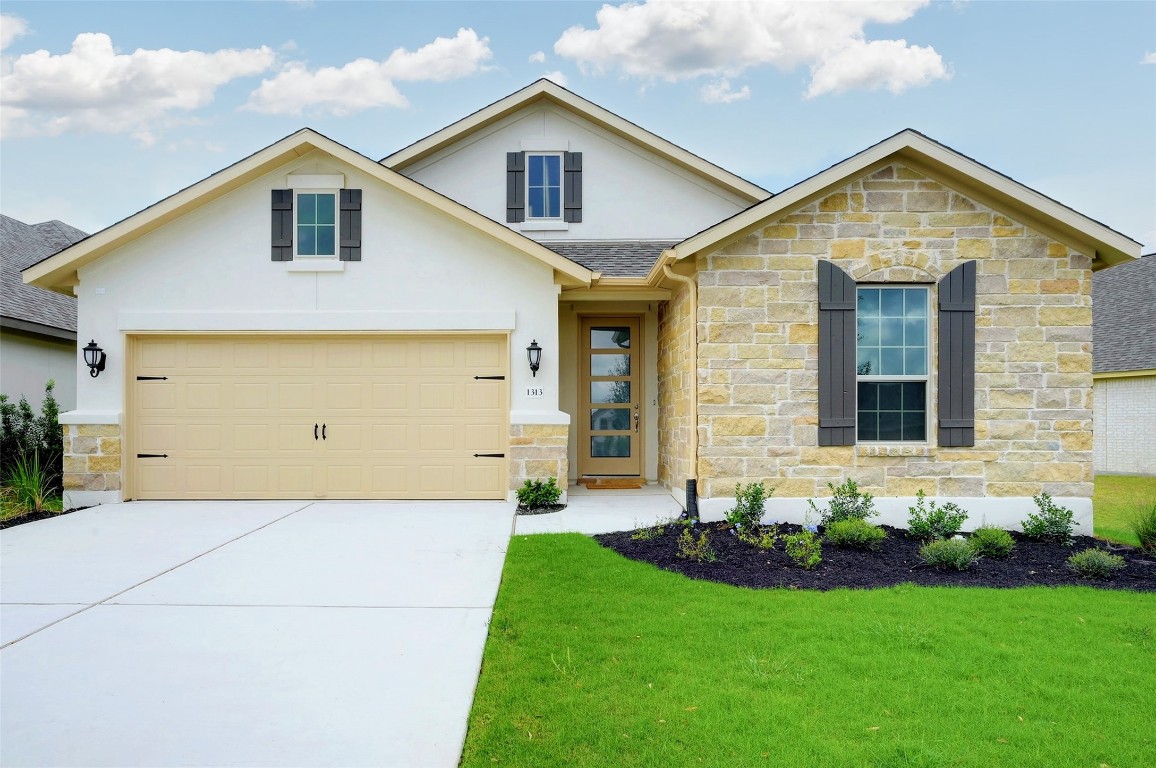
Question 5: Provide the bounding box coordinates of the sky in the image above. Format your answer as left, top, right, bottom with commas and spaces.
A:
1, 1, 1154, 251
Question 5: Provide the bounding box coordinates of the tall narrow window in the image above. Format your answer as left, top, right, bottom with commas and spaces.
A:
296, 193, 336, 256
856, 286, 929, 441
527, 154, 562, 219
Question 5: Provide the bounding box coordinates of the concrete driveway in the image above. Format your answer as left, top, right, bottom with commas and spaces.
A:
1, 500, 513, 767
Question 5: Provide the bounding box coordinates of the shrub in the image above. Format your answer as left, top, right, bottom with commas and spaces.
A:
737, 524, 779, 550
968, 525, 1015, 558
1066, 548, 1126, 579
784, 529, 822, 569
6, 452, 56, 514
1128, 499, 1156, 554
0, 382, 63, 493
919, 538, 976, 571
1020, 492, 1075, 544
631, 515, 691, 541
676, 527, 717, 563
516, 477, 562, 509
824, 519, 886, 550
807, 478, 876, 526
726, 481, 773, 532
906, 489, 969, 540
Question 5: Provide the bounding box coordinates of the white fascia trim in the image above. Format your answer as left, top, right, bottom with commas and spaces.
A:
59, 410, 122, 425
118, 310, 516, 332
696, 495, 1094, 537
286, 173, 345, 189
510, 409, 571, 425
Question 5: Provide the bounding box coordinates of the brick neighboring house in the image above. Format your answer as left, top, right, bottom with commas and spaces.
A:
1, 215, 87, 410
1093, 253, 1156, 475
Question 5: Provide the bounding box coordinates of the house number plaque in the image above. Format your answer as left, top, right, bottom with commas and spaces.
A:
525, 386, 545, 398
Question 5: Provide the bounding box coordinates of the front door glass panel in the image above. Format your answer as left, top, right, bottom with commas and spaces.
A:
580, 318, 641, 476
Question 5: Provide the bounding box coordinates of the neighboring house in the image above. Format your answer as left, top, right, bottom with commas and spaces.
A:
1, 215, 86, 411
24, 80, 1141, 535
1092, 253, 1156, 475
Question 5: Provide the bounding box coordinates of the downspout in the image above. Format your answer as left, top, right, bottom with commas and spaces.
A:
662, 256, 699, 520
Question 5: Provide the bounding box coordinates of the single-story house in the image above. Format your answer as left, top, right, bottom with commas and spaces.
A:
1092, 253, 1155, 475
24, 80, 1142, 534
1, 214, 86, 411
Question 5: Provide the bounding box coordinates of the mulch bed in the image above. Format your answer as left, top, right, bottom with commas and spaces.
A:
0, 507, 84, 530
516, 504, 567, 516
595, 522, 1156, 592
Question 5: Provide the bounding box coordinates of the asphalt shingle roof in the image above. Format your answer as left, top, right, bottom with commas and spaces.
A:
1093, 254, 1156, 373
541, 240, 677, 278
1, 215, 86, 334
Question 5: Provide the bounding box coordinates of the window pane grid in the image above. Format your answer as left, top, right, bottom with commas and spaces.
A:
297, 193, 336, 256
856, 286, 928, 442
527, 155, 561, 219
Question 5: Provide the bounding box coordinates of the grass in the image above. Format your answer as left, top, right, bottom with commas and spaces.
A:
0, 488, 63, 522
463, 534, 1156, 768
1094, 474, 1156, 547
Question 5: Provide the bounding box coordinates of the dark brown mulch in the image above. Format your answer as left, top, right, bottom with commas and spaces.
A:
594, 522, 1156, 592
0, 507, 85, 530
516, 503, 567, 516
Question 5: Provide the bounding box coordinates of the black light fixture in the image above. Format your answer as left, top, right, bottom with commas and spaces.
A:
82, 340, 106, 378
526, 339, 542, 377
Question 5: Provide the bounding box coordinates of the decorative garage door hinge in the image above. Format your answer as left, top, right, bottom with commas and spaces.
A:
473, 453, 505, 458
473, 375, 505, 380
136, 376, 168, 381
136, 453, 168, 458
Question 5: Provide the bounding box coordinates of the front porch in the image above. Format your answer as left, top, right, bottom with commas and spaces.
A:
514, 482, 682, 534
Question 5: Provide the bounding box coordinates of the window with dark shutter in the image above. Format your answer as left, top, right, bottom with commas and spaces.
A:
817, 260, 857, 446
937, 261, 976, 447
506, 152, 525, 223
339, 189, 362, 262
271, 189, 293, 261
564, 151, 582, 223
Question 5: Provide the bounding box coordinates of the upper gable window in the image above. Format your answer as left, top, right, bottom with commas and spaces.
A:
271, 174, 361, 264
855, 286, 929, 442
296, 192, 337, 256
506, 151, 581, 226
527, 154, 562, 219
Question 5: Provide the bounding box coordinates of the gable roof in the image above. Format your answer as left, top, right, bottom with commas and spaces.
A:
1093, 254, 1156, 374
23, 129, 593, 294
1, 215, 86, 337
381, 79, 771, 204
668, 129, 1141, 269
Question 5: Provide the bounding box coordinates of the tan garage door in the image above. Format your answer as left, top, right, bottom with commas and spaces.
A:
130, 335, 508, 500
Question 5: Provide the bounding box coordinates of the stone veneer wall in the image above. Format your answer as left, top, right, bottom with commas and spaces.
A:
657, 279, 695, 492
693, 163, 1093, 505
508, 423, 569, 491
62, 424, 122, 495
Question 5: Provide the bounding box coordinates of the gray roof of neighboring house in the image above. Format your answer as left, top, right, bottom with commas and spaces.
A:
541, 240, 677, 278
1, 215, 87, 335
1093, 254, 1156, 373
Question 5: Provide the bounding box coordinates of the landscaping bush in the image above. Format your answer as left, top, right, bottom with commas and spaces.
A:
968, 525, 1015, 558
784, 529, 822, 569
919, 538, 976, 571
676, 527, 716, 563
0, 382, 63, 494
1128, 499, 1156, 554
1020, 492, 1075, 544
726, 481, 772, 532
516, 477, 562, 509
737, 524, 779, 550
906, 489, 969, 540
807, 478, 876, 526
1066, 548, 1126, 580
6, 451, 56, 514
824, 519, 886, 550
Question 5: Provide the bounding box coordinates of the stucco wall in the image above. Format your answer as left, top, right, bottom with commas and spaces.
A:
683, 163, 1095, 532
1094, 374, 1156, 475
0, 328, 77, 411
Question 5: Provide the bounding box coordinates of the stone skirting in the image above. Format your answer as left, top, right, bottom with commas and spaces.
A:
62, 423, 122, 494
508, 423, 569, 491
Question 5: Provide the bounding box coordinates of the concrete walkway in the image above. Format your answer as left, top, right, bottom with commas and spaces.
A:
1, 500, 513, 768
515, 483, 683, 535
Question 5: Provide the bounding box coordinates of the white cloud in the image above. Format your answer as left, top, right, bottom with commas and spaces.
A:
245, 28, 491, 116
0, 13, 28, 52
699, 78, 749, 103
542, 70, 568, 87
0, 32, 274, 140
554, 0, 949, 100
528, 50, 546, 64
1144, 51, 1156, 65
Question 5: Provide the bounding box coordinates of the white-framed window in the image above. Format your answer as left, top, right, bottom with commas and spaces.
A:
526, 153, 562, 219
856, 286, 929, 441
295, 191, 337, 257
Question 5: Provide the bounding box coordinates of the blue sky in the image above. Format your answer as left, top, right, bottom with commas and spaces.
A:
2, 1, 1153, 249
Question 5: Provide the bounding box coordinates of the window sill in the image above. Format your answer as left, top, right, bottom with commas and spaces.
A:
856, 444, 934, 458
520, 221, 569, 232
286, 260, 345, 273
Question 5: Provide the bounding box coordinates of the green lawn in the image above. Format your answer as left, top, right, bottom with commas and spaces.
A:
1095, 475, 1156, 547
463, 535, 1155, 768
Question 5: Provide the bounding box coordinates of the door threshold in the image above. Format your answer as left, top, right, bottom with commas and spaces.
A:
577, 476, 647, 490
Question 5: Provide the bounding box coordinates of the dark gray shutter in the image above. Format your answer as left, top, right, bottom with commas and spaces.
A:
817, 260, 857, 446
271, 190, 293, 261
339, 189, 362, 262
938, 261, 976, 446
506, 152, 525, 223
564, 151, 583, 223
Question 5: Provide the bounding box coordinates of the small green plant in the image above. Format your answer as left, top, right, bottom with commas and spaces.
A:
737, 524, 779, 550
1128, 499, 1156, 554
906, 489, 969, 540
631, 516, 690, 541
968, 525, 1015, 558
919, 538, 976, 571
808, 478, 876, 526
726, 481, 773, 532
516, 477, 562, 509
1066, 548, 1126, 579
784, 529, 822, 569
676, 527, 717, 563
1020, 492, 1075, 544
6, 451, 56, 514
1, 381, 64, 493
824, 519, 886, 550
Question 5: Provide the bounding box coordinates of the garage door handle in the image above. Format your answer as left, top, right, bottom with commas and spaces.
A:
322, 424, 327, 440
473, 453, 505, 458
314, 423, 318, 440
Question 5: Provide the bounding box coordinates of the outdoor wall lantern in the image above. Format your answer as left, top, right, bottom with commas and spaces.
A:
83, 340, 107, 378
526, 340, 542, 377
